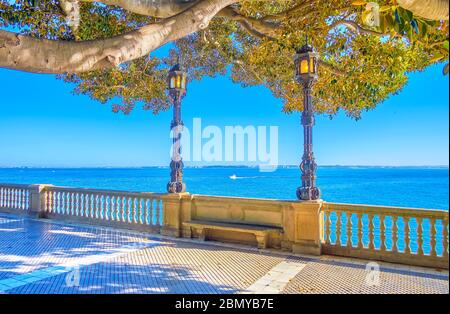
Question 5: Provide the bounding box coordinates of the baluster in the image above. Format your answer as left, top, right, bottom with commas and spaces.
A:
73, 193, 77, 216
123, 197, 128, 222
8, 188, 12, 208
6, 188, 10, 208
380, 214, 386, 251
104, 195, 108, 220
335, 211, 341, 246
70, 192, 74, 215
356, 213, 363, 249
90, 194, 95, 218
46, 191, 51, 213
50, 191, 54, 214
61, 192, 66, 214
19, 189, 23, 209
148, 199, 154, 226
156, 199, 161, 226
430, 218, 437, 257
85, 193, 89, 217
132, 197, 137, 223
69, 192, 74, 216
113, 196, 118, 221
119, 196, 125, 222
138, 198, 143, 224
54, 192, 59, 214
21, 189, 25, 210
23, 189, 28, 210
24, 189, 28, 210
107, 195, 112, 220
16, 189, 20, 209
95, 194, 99, 219
26, 190, 30, 210
101, 195, 106, 220
144, 199, 149, 225
11, 189, 15, 208
392, 216, 398, 252
443, 218, 449, 259
17, 189, 21, 209
368, 214, 374, 250
18, 189, 22, 209
45, 191, 50, 213
79, 193, 84, 217
123, 196, 130, 222
346, 211, 352, 247
405, 217, 411, 254
417, 217, 424, 255
59, 192, 64, 214
14, 189, 18, 208
15, 189, 19, 209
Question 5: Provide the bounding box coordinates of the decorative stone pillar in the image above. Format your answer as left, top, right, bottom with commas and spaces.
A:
28, 184, 53, 218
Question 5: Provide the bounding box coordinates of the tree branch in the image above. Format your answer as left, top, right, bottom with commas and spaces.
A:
217, 6, 279, 39
329, 20, 383, 36
0, 0, 239, 74
60, 0, 81, 36
261, 0, 317, 22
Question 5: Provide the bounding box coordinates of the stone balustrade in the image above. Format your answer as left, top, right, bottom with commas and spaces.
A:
0, 183, 31, 211
322, 202, 449, 269
0, 183, 448, 269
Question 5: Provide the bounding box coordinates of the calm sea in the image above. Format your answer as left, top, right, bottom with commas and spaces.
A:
0, 167, 448, 209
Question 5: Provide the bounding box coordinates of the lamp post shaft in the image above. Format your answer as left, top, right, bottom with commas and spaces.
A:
297, 82, 320, 200
167, 90, 186, 193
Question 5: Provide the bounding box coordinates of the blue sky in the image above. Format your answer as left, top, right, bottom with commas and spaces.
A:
0, 58, 448, 167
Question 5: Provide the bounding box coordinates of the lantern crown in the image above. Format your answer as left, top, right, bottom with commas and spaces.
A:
297, 43, 314, 54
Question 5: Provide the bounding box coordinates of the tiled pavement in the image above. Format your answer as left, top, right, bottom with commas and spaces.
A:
0, 213, 448, 294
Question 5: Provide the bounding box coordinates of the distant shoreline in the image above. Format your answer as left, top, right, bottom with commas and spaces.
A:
0, 165, 448, 170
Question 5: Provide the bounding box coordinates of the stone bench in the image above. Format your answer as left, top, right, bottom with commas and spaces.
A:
183, 220, 283, 249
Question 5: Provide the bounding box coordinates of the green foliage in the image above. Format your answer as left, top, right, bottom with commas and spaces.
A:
1, 0, 448, 117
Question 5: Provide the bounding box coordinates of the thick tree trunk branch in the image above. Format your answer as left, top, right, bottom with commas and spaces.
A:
81, 0, 201, 18
398, 0, 448, 21
0, 0, 238, 74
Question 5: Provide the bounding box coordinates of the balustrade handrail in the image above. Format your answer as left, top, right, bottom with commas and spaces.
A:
0, 183, 33, 189
45, 185, 167, 198
322, 202, 448, 219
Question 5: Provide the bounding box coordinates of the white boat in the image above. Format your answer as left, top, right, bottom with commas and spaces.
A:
229, 174, 237, 180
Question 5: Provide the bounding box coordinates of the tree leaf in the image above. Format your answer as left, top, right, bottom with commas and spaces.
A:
443, 64, 449, 76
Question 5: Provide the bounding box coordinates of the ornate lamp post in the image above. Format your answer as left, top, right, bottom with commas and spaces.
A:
167, 62, 188, 193
295, 42, 321, 201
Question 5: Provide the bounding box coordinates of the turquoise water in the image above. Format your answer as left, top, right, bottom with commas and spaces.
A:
0, 166, 448, 209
